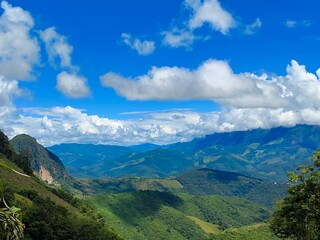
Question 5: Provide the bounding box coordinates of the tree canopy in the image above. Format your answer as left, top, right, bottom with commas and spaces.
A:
270, 150, 320, 240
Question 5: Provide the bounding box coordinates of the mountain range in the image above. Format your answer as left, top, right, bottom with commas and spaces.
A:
0, 128, 284, 239
49, 124, 320, 180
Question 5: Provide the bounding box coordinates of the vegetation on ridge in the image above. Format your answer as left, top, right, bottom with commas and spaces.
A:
84, 191, 271, 240
0, 129, 121, 240
270, 149, 320, 239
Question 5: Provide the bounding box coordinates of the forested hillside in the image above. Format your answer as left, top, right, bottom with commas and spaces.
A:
11, 134, 71, 185
84, 191, 272, 240
0, 130, 121, 239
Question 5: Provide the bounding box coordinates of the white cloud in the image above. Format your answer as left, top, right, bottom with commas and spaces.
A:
0, 76, 21, 117
4, 106, 320, 147
285, 19, 311, 28
163, 0, 236, 48
0, 1, 37, 119
121, 33, 155, 56
285, 20, 297, 28
101, 59, 286, 108
39, 27, 74, 68
0, 1, 40, 80
186, 0, 236, 34
162, 28, 195, 48
101, 59, 320, 111
56, 72, 90, 99
3, 56, 320, 146
244, 18, 262, 35
40, 27, 91, 98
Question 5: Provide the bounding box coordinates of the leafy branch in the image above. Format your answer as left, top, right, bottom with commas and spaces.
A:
0, 180, 24, 240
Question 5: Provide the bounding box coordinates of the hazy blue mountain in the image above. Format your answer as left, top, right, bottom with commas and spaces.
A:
49, 125, 320, 180
128, 143, 161, 152
48, 143, 134, 178
49, 144, 192, 178
169, 125, 320, 180
109, 148, 192, 177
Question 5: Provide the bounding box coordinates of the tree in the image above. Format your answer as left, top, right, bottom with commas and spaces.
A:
16, 149, 33, 175
270, 150, 320, 240
0, 180, 24, 240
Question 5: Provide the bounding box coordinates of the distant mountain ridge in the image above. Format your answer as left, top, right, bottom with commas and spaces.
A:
49, 124, 320, 180
75, 168, 286, 207
175, 168, 286, 206
11, 134, 71, 184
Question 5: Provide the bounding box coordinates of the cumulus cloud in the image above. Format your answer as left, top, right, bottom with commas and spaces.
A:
0, 1, 37, 120
244, 18, 262, 35
4, 106, 320, 147
186, 0, 236, 34
0, 76, 21, 117
163, 0, 236, 48
0, 1, 40, 80
101, 59, 280, 108
121, 33, 155, 56
39, 27, 74, 68
101, 59, 320, 111
40, 27, 90, 98
56, 72, 90, 98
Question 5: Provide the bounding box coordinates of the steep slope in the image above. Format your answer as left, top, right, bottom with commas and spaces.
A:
0, 130, 121, 239
11, 134, 71, 184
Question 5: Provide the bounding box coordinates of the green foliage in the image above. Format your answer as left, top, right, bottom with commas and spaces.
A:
84, 191, 272, 240
0, 129, 122, 240
211, 224, 281, 240
0, 179, 24, 240
10, 186, 120, 240
270, 149, 320, 239
74, 176, 184, 195
176, 168, 287, 207
0, 130, 32, 175
22, 194, 120, 240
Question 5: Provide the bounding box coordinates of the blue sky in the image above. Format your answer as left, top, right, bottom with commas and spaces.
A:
1, 0, 320, 146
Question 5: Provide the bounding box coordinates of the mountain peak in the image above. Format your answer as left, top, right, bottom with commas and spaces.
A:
11, 134, 37, 143
11, 133, 71, 184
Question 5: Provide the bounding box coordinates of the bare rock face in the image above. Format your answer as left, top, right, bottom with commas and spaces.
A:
39, 165, 54, 184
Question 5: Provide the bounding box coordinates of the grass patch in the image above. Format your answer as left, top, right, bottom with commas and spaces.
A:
187, 216, 222, 234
